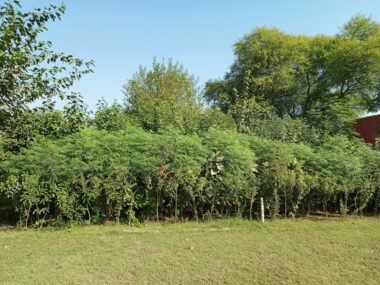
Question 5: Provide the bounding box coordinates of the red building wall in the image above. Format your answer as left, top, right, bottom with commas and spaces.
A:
356, 115, 380, 145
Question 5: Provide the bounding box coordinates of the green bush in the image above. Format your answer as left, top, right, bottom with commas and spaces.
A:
1, 124, 380, 227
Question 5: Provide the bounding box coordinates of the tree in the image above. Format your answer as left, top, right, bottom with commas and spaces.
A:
198, 107, 236, 133
2, 93, 89, 152
123, 59, 202, 133
0, 0, 93, 130
204, 16, 380, 136
92, 99, 133, 132
205, 27, 310, 118
340, 15, 380, 40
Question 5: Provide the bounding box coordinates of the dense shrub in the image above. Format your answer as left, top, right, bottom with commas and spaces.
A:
1, 125, 379, 227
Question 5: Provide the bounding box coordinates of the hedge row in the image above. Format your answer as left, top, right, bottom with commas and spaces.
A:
1, 126, 379, 226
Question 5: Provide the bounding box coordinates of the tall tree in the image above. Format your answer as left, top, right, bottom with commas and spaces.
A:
204, 16, 380, 135
0, 0, 93, 129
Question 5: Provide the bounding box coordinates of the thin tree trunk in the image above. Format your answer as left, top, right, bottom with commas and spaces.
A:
284, 188, 287, 219
87, 208, 91, 224
156, 188, 159, 222
174, 185, 178, 222
210, 195, 215, 219
249, 186, 256, 220
193, 199, 198, 221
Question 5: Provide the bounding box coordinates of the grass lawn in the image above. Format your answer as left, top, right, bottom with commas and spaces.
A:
0, 218, 379, 284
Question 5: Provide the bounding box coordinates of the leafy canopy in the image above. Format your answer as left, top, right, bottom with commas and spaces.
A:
205, 16, 380, 136
123, 59, 202, 133
0, 0, 93, 129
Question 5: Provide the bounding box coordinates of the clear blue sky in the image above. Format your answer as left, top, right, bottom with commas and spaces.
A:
23, 0, 380, 110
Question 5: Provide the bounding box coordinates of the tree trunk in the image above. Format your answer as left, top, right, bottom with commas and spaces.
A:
249, 186, 256, 220
174, 185, 178, 222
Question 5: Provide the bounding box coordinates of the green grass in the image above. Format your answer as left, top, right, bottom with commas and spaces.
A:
0, 218, 379, 284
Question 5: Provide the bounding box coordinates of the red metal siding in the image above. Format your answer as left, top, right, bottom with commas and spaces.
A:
356, 115, 380, 145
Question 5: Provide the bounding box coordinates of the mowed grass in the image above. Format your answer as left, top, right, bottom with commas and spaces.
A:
0, 218, 379, 284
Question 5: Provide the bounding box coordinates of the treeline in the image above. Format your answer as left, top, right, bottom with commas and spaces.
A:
1, 1, 380, 226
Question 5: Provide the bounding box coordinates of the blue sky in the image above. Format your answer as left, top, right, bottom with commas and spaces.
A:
23, 0, 380, 110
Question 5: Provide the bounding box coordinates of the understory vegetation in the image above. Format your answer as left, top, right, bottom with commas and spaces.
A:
1, 1, 380, 227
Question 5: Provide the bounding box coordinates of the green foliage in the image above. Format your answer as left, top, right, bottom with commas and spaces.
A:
305, 97, 358, 138
0, 127, 255, 225
2, 94, 89, 152
123, 59, 202, 133
1, 10, 380, 227
92, 99, 134, 131
0, 0, 93, 129
340, 15, 380, 40
202, 130, 256, 217
2, 123, 379, 227
205, 16, 380, 136
198, 107, 237, 133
